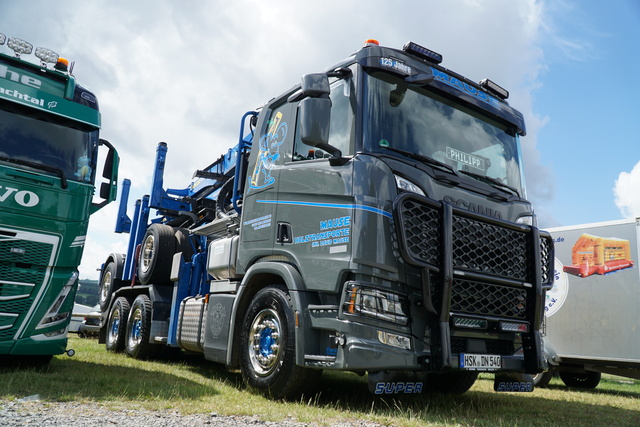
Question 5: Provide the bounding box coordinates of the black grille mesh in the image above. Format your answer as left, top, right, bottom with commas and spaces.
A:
451, 279, 527, 320
452, 216, 530, 280
400, 198, 441, 265
396, 195, 551, 321
539, 236, 554, 286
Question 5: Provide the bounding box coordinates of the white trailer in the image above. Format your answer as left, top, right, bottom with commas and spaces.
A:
537, 218, 640, 388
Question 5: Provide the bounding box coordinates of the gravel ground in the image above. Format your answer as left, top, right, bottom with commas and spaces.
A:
0, 397, 379, 427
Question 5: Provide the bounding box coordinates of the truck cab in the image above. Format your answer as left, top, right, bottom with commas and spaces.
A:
99, 40, 553, 398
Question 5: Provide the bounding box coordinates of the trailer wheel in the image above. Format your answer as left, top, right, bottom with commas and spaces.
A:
106, 297, 130, 352
426, 371, 478, 394
138, 224, 175, 286
240, 286, 318, 399
125, 294, 161, 359
532, 370, 554, 388
98, 260, 124, 312
559, 371, 601, 389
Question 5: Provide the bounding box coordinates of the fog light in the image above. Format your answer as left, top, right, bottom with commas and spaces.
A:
453, 316, 488, 329
378, 331, 411, 350
500, 321, 529, 333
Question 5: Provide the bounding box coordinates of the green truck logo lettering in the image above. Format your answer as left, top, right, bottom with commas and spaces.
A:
0, 186, 40, 207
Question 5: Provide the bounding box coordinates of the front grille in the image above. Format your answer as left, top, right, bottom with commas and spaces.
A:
399, 198, 441, 266
0, 229, 57, 340
394, 193, 551, 321
451, 279, 527, 320
452, 216, 530, 280
397, 196, 536, 281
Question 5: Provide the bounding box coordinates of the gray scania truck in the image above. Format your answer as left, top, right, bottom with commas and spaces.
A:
97, 40, 554, 398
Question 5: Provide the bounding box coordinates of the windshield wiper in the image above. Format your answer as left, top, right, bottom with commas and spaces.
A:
381, 146, 459, 180
0, 155, 68, 189
459, 170, 519, 200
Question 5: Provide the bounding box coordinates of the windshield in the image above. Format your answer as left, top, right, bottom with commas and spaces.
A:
0, 106, 98, 184
363, 70, 525, 196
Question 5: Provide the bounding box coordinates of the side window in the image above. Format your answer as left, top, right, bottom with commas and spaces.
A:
249, 102, 294, 189
293, 78, 355, 161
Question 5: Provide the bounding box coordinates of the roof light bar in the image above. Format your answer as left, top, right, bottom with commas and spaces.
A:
402, 41, 443, 64
364, 39, 380, 47
480, 78, 509, 100
0, 33, 6, 45
7, 37, 33, 57
35, 46, 59, 64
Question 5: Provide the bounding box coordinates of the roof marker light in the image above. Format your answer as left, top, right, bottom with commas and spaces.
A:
364, 39, 379, 47
0, 33, 6, 45
35, 46, 60, 65
402, 41, 443, 64
7, 37, 33, 57
480, 78, 509, 100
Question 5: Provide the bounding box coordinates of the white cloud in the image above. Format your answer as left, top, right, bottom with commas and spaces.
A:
614, 162, 640, 219
4, 0, 554, 278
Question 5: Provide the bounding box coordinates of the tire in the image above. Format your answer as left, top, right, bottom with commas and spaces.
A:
98, 260, 124, 312
426, 371, 478, 394
138, 224, 176, 286
106, 297, 130, 352
240, 286, 319, 399
533, 370, 554, 388
125, 294, 162, 359
174, 228, 194, 262
559, 371, 601, 389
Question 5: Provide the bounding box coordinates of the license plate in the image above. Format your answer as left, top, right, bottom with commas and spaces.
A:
460, 353, 501, 370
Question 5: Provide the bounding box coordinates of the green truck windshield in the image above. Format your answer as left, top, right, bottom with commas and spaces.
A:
363, 70, 524, 196
0, 106, 97, 184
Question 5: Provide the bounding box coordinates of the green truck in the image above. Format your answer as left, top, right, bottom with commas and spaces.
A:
98, 39, 553, 398
0, 34, 118, 365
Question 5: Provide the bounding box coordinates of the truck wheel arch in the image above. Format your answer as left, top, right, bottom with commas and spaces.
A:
226, 262, 306, 368
103, 253, 126, 281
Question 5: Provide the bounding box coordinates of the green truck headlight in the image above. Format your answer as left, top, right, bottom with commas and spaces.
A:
36, 272, 78, 330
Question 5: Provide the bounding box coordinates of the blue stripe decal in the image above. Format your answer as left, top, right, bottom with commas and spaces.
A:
256, 199, 393, 219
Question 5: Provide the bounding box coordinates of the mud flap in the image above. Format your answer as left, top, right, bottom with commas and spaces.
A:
494, 372, 534, 392
368, 371, 426, 395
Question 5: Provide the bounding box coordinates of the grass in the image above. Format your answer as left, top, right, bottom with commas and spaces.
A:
1, 336, 639, 426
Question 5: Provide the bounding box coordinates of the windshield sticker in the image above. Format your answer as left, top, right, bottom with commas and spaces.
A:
379, 57, 411, 75
446, 147, 486, 171
250, 111, 287, 189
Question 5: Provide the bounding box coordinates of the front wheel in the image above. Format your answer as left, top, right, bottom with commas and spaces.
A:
240, 286, 318, 399
106, 297, 130, 352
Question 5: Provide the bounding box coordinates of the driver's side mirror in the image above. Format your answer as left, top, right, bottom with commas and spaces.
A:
91, 139, 119, 214
294, 73, 343, 158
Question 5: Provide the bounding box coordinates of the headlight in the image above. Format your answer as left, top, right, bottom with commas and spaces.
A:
394, 175, 425, 196
343, 282, 409, 325
37, 272, 78, 329
516, 214, 536, 227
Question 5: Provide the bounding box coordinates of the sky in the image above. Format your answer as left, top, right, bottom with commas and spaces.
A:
2, 0, 639, 280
